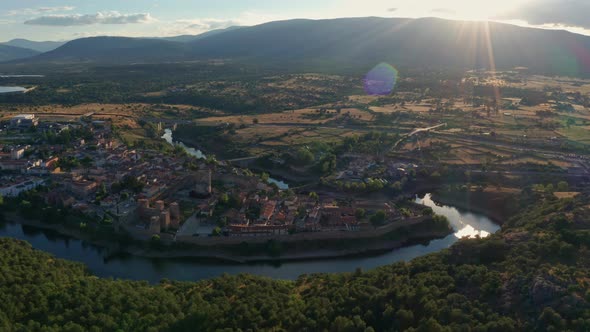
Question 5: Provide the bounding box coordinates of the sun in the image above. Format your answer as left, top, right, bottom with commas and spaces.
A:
449, 0, 530, 21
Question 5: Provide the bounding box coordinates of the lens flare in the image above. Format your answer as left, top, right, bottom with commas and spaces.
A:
364, 63, 398, 96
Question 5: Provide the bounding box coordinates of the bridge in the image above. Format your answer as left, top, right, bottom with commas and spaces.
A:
224, 156, 262, 167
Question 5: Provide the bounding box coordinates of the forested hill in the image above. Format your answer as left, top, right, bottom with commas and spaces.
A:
1, 194, 590, 331
30, 37, 190, 63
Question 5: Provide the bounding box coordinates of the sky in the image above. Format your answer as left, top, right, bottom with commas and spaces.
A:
1, 0, 590, 42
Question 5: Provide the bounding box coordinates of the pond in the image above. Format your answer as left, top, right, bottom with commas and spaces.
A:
0, 194, 499, 283
268, 177, 289, 189
0, 86, 26, 94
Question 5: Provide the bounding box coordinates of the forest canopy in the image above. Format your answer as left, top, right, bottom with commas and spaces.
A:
1, 195, 590, 331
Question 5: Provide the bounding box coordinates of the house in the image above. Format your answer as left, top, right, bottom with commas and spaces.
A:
45, 191, 76, 207
10, 114, 38, 128
67, 180, 98, 199
194, 168, 212, 196
0, 160, 29, 172
260, 200, 277, 221
44, 157, 59, 169
0, 178, 45, 197
10, 148, 25, 160
321, 204, 358, 230
136, 199, 182, 232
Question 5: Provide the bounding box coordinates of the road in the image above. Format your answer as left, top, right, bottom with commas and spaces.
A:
392, 123, 447, 150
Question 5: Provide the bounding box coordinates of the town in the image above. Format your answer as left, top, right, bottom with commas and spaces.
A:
0, 112, 434, 245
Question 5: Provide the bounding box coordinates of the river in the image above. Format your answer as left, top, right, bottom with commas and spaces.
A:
162, 128, 206, 159
0, 194, 499, 283
162, 128, 289, 189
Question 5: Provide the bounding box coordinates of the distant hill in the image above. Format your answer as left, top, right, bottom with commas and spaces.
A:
12, 17, 590, 77
188, 17, 590, 76
0, 44, 40, 62
31, 37, 190, 63
1, 39, 65, 53
159, 26, 243, 43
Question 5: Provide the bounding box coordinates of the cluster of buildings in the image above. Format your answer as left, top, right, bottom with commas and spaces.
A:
335, 154, 416, 186
0, 113, 405, 242
0, 115, 201, 237
220, 192, 398, 237
9, 114, 38, 128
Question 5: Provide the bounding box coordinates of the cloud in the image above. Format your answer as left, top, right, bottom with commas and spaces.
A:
7, 6, 75, 17
431, 8, 456, 14
496, 0, 590, 29
177, 18, 240, 31
24, 12, 155, 26
387, 8, 398, 12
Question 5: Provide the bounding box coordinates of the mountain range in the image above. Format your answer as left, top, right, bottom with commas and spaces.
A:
0, 39, 65, 53
0, 44, 40, 62
155, 26, 242, 43
5, 17, 590, 76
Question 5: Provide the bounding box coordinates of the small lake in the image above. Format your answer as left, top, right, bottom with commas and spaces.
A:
268, 177, 289, 189
0, 75, 44, 78
162, 128, 206, 159
0, 194, 499, 283
0, 86, 26, 94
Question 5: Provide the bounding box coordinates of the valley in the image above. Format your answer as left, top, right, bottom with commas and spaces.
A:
1, 12, 590, 331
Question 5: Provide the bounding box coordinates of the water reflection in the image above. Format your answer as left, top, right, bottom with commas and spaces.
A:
162, 129, 206, 159
0, 194, 499, 283
0, 86, 26, 94
268, 177, 289, 189
415, 194, 499, 239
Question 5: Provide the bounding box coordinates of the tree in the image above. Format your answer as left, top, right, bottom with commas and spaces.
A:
370, 210, 386, 227
557, 181, 569, 192
120, 192, 129, 201
422, 207, 434, 216
391, 181, 402, 193
395, 309, 414, 330
355, 208, 366, 221
545, 183, 555, 193
219, 193, 229, 205
295, 148, 314, 165
309, 192, 319, 202
566, 118, 576, 128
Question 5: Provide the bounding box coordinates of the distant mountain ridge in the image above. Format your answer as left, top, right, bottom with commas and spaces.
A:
32, 37, 190, 63
8, 17, 590, 77
1, 39, 65, 53
157, 26, 243, 43
186, 17, 590, 76
0, 44, 40, 62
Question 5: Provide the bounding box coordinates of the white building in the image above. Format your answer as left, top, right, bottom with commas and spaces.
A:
10, 148, 25, 160
10, 114, 38, 128
0, 178, 46, 197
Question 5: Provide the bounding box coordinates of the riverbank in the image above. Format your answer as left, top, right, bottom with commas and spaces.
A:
4, 213, 452, 264
128, 227, 452, 264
